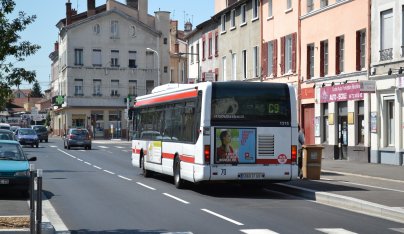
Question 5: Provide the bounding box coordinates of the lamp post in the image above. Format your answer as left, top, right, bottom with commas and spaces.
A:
175, 52, 200, 83
146, 48, 160, 86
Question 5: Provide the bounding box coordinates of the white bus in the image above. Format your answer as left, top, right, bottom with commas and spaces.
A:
131, 81, 299, 188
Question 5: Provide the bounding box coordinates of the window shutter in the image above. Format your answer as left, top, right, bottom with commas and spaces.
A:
336, 37, 340, 74
215, 68, 219, 81
202, 72, 206, 82
320, 41, 324, 77
356, 31, 361, 71
262, 42, 268, 79
273, 39, 278, 77
307, 45, 311, 79
281, 36, 285, 75
292, 33, 297, 73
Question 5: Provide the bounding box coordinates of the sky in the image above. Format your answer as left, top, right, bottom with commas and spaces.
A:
11, 0, 214, 90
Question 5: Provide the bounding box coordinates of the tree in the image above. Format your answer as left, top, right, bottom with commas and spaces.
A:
0, 0, 41, 110
30, 80, 43, 97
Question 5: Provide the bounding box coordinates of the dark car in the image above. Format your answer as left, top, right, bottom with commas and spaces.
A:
0, 129, 17, 141
31, 125, 48, 143
15, 128, 39, 148
0, 140, 37, 197
64, 128, 92, 150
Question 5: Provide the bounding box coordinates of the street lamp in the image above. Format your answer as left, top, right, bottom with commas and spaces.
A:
175, 52, 200, 83
146, 48, 160, 86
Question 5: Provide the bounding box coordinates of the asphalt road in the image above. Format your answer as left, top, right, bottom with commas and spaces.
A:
21, 137, 404, 233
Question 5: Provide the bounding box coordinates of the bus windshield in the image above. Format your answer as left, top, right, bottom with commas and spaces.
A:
211, 82, 291, 126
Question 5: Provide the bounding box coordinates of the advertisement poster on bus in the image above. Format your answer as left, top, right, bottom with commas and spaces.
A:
147, 141, 162, 164
215, 128, 256, 164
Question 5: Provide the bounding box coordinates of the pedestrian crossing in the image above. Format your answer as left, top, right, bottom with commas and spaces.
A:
163, 228, 404, 234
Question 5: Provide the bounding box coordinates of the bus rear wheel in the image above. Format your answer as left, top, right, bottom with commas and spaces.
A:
141, 156, 150, 178
174, 156, 184, 189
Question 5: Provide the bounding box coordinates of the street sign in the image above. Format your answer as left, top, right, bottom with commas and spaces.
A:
205, 72, 215, 82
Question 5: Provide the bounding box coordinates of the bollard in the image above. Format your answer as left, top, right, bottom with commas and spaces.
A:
36, 169, 43, 234
30, 164, 36, 234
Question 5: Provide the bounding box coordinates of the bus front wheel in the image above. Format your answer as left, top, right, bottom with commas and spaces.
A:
174, 156, 184, 189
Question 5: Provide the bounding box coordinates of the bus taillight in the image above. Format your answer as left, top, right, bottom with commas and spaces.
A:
291, 145, 297, 164
204, 145, 210, 164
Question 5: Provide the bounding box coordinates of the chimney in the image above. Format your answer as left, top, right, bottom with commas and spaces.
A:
126, 0, 138, 10
66, 0, 72, 25
54, 41, 59, 52
87, 0, 96, 17
127, 0, 148, 23
184, 22, 192, 33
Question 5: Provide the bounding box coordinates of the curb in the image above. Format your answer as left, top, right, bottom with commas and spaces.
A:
272, 183, 404, 224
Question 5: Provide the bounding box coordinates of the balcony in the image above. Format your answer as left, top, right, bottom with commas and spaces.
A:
380, 48, 393, 61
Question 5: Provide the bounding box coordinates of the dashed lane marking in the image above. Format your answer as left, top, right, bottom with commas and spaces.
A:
93, 165, 102, 170
84, 162, 92, 166
98, 146, 108, 149
103, 170, 115, 175
163, 193, 190, 204
390, 228, 404, 233
316, 228, 357, 234
201, 209, 244, 226
115, 146, 124, 149
118, 175, 132, 181
240, 229, 279, 234
136, 182, 156, 190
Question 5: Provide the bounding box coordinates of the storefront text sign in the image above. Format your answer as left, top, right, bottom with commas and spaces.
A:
320, 82, 364, 103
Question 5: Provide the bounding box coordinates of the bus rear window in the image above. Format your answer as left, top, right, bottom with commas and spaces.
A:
211, 82, 291, 126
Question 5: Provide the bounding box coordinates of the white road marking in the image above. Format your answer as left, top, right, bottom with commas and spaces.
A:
84, 162, 92, 166
201, 209, 244, 226
93, 165, 102, 170
115, 146, 124, 149
39, 192, 69, 233
240, 229, 279, 234
389, 228, 404, 233
163, 193, 190, 204
77, 159, 83, 162
316, 228, 357, 234
118, 175, 132, 181
136, 182, 156, 190
322, 170, 404, 184
98, 146, 108, 149
57, 149, 76, 159
49, 145, 58, 148
103, 170, 115, 175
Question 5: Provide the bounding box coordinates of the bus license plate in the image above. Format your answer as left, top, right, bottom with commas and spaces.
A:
239, 173, 264, 180
0, 179, 9, 185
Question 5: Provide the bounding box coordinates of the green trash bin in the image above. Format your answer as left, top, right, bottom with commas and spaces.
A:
302, 144, 324, 180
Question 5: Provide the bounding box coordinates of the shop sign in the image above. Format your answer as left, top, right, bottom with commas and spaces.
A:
320, 82, 363, 103
360, 80, 376, 93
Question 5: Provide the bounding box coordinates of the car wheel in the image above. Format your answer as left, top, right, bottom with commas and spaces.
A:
88, 145, 91, 150
64, 144, 67, 149
31, 144, 34, 148
45, 139, 48, 143
67, 144, 71, 150
36, 144, 39, 148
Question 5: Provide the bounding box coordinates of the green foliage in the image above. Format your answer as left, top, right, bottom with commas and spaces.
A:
0, 0, 41, 110
44, 112, 51, 126
30, 80, 42, 97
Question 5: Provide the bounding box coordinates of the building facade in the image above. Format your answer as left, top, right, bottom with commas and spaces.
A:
370, 0, 404, 165
50, 0, 171, 139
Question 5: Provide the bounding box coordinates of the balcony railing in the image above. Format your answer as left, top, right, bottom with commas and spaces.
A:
380, 48, 393, 61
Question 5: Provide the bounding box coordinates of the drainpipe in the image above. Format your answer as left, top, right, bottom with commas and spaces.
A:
297, 0, 302, 125
260, 0, 264, 82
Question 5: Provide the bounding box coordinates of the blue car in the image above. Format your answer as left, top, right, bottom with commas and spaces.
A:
15, 128, 39, 148
0, 140, 37, 197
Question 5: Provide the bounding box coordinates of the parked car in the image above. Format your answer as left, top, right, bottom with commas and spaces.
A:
31, 125, 48, 143
0, 129, 17, 141
15, 128, 39, 148
64, 128, 92, 150
0, 140, 37, 197
0, 123, 11, 130
10, 126, 20, 133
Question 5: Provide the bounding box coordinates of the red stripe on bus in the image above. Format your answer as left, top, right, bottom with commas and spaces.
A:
180, 155, 195, 163
162, 153, 174, 159
135, 89, 198, 107
256, 159, 292, 164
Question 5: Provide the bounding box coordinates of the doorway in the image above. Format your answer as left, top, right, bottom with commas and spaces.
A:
338, 102, 348, 160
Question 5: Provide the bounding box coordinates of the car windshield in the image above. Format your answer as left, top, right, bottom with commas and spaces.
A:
0, 143, 26, 161
71, 129, 88, 135
33, 126, 47, 132
0, 133, 13, 140
19, 129, 36, 135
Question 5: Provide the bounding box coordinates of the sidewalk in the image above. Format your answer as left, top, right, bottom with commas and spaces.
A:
273, 158, 404, 224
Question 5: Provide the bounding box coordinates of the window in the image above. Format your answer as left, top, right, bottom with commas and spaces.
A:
268, 0, 273, 18
267, 41, 273, 76
336, 35, 344, 74
215, 32, 219, 56
196, 42, 200, 62
320, 40, 328, 77
190, 46, 194, 63
129, 51, 137, 68
222, 56, 227, 81
322, 104, 329, 143
164, 66, 168, 73
128, 80, 137, 96
252, 0, 259, 19
209, 36, 213, 58
146, 80, 154, 94
253, 46, 259, 77
129, 25, 136, 38
357, 101, 364, 145
93, 24, 100, 35
111, 20, 119, 38
221, 14, 226, 32
231, 53, 237, 80
164, 38, 168, 44
109, 110, 120, 121
320, 0, 328, 8
282, 34, 294, 74
402, 6, 404, 56
92, 49, 102, 67
307, 0, 314, 12
242, 49, 247, 79
74, 49, 83, 66
230, 9, 236, 28
93, 80, 101, 96
241, 4, 246, 24
380, 9, 393, 61
356, 30, 366, 71
385, 99, 395, 146
307, 44, 314, 79
287, 0, 292, 9
74, 79, 83, 96
202, 37, 206, 61
111, 80, 119, 96
111, 50, 119, 67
